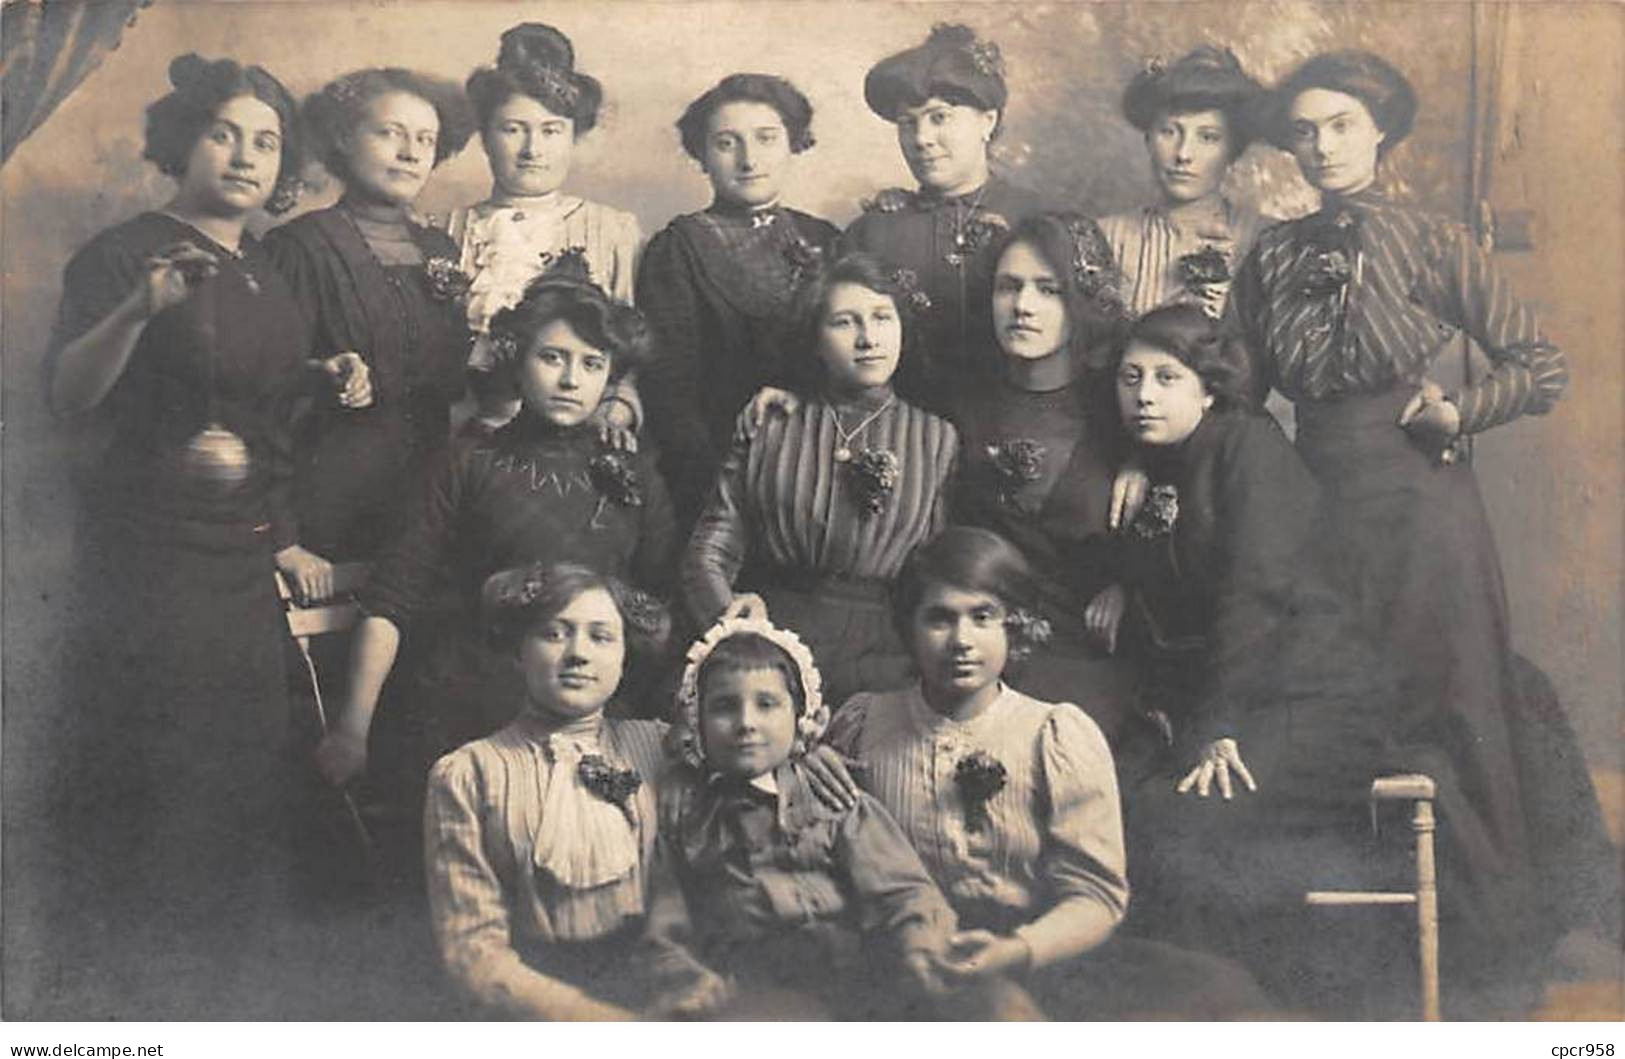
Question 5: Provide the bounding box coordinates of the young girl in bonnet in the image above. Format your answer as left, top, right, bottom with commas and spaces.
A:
644, 605, 955, 1018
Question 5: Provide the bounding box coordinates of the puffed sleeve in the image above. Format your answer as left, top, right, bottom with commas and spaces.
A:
680, 410, 756, 625
1012, 706, 1128, 969
258, 223, 326, 348
357, 443, 469, 628
1420, 219, 1567, 434
424, 752, 595, 1018
822, 693, 871, 757
45, 232, 146, 416
836, 792, 958, 958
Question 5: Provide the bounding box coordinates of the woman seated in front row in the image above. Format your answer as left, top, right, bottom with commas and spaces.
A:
424, 563, 672, 1020
827, 526, 1275, 1019
315, 260, 676, 792
681, 252, 957, 709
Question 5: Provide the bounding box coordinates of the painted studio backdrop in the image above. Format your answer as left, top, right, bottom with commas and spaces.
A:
1, 0, 1620, 1020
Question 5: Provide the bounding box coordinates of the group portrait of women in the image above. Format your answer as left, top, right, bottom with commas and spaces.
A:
22, 4, 1620, 1025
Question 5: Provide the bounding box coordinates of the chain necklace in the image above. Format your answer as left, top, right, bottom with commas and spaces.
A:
943, 181, 991, 269
830, 395, 895, 463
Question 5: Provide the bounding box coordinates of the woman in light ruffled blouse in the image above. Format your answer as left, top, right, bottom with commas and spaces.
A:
424, 562, 670, 1020
452, 23, 642, 436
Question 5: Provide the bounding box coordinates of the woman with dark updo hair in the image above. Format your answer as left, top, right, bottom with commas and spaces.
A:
44, 53, 336, 1016
453, 23, 644, 437
314, 259, 674, 798
637, 72, 841, 524
263, 66, 476, 563
1100, 45, 1273, 319
1234, 50, 1617, 1002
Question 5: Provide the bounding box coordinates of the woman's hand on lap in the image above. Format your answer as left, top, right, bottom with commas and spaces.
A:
937, 929, 1033, 985
1176, 737, 1257, 800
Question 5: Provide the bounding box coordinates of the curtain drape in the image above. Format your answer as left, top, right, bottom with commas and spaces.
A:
2, 0, 152, 165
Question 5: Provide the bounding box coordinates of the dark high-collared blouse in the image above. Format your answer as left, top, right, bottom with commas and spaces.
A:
360, 412, 676, 629
843, 177, 1046, 414
636, 203, 841, 518
1230, 189, 1567, 431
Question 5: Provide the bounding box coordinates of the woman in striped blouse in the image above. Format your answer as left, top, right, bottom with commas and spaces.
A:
681, 253, 957, 709
1099, 46, 1273, 320
1234, 50, 1615, 999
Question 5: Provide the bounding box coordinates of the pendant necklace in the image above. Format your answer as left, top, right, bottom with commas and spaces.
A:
943, 183, 991, 269
831, 395, 895, 463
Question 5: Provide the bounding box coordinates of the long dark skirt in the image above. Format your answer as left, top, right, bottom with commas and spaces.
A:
1293, 388, 1618, 973
54, 505, 309, 1018
756, 576, 914, 711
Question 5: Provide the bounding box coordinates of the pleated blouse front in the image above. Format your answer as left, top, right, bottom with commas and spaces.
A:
682, 394, 957, 622
826, 684, 1128, 967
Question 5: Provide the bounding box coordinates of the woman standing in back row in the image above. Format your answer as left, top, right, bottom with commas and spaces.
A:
637, 73, 841, 525
452, 22, 644, 439
1099, 46, 1274, 320
845, 24, 1046, 417
1231, 49, 1617, 1007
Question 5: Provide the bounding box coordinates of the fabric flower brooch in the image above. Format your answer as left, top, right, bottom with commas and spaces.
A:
1301, 210, 1360, 296
588, 451, 643, 508
986, 438, 1047, 508
425, 257, 473, 303
577, 754, 642, 826
846, 448, 901, 516
1177, 244, 1231, 290
1129, 483, 1180, 539
954, 750, 1008, 831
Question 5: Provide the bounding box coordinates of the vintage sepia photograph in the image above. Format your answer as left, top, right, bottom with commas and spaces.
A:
1, 0, 1620, 1032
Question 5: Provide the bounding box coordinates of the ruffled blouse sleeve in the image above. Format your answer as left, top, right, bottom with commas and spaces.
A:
1012, 705, 1128, 969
